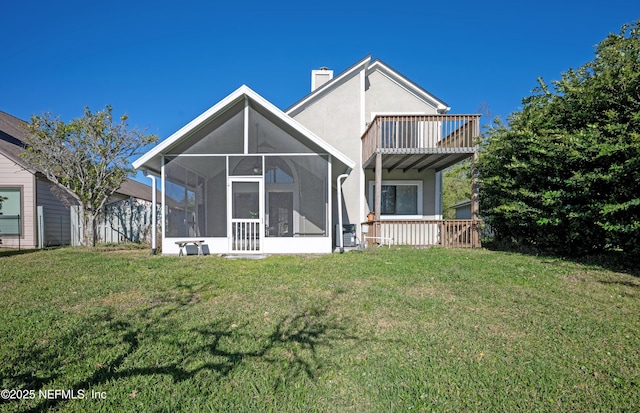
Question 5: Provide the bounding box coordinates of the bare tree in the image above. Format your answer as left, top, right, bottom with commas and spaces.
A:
21, 105, 157, 246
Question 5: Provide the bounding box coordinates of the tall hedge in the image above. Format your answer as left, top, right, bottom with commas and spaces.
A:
478, 21, 640, 255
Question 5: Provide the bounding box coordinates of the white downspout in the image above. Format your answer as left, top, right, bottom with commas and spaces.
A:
146, 171, 158, 255
337, 172, 350, 253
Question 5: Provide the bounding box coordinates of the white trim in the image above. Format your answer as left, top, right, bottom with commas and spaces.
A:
263, 236, 331, 254
360, 68, 366, 136
243, 97, 249, 154
327, 154, 332, 236
228, 176, 264, 253
133, 85, 355, 173
359, 68, 366, 231
367, 180, 423, 218
161, 155, 166, 242
161, 153, 327, 157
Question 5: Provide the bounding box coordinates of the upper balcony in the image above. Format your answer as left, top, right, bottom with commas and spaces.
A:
361, 114, 481, 172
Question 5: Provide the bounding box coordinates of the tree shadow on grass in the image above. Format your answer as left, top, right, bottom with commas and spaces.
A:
6, 283, 358, 412
0, 248, 42, 258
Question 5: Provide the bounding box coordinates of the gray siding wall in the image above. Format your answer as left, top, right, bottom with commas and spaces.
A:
36, 177, 72, 246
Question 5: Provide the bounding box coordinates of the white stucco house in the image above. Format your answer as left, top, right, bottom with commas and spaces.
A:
133, 55, 480, 255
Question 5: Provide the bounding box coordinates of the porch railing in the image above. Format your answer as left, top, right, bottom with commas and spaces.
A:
231, 220, 261, 252
362, 114, 480, 164
362, 219, 481, 249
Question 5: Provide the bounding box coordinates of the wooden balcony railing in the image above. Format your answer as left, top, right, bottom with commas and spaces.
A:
362, 114, 480, 165
362, 219, 481, 249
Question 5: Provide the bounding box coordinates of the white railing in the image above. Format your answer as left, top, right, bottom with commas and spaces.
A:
231, 220, 261, 252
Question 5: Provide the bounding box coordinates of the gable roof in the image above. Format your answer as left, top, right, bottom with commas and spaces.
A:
133, 85, 356, 176
113, 178, 162, 204
450, 198, 471, 209
286, 55, 450, 116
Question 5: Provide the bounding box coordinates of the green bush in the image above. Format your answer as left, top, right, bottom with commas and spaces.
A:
478, 20, 640, 256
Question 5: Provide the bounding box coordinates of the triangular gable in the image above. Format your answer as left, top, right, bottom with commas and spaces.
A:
367, 59, 450, 113
133, 85, 356, 175
286, 55, 451, 116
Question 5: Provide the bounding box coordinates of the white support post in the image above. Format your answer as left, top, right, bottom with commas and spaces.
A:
146, 171, 158, 255
337, 172, 350, 253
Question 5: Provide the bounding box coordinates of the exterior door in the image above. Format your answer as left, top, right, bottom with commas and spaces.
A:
229, 178, 263, 252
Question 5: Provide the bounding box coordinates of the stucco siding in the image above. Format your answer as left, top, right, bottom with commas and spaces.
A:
0, 153, 37, 248
292, 76, 362, 161
291, 74, 365, 227
365, 70, 439, 117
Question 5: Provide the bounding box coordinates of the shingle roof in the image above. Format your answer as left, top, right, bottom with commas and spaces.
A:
115, 178, 162, 204
0, 110, 31, 170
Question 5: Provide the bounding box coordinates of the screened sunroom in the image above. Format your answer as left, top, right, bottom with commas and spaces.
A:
133, 86, 354, 255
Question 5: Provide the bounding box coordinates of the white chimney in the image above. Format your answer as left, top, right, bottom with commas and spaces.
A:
311, 67, 333, 91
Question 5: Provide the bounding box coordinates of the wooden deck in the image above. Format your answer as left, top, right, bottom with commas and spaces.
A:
362, 219, 481, 249
361, 114, 480, 172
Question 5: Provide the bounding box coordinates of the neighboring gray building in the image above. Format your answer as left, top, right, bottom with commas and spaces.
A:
0, 110, 159, 249
450, 199, 472, 220
134, 55, 481, 254
1, 111, 72, 248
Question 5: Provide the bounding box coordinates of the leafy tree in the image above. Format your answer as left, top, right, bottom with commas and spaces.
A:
478, 20, 640, 255
22, 106, 157, 247
442, 160, 471, 219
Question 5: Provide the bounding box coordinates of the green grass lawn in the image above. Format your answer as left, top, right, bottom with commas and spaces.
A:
0, 247, 638, 412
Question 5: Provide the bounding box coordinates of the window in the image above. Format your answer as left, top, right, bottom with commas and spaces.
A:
0, 187, 22, 235
164, 159, 206, 237
368, 181, 422, 217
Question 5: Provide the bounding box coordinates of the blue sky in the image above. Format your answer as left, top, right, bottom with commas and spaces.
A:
2, 1, 637, 147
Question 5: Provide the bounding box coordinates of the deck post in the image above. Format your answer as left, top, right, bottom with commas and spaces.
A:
471, 152, 480, 248
374, 152, 382, 221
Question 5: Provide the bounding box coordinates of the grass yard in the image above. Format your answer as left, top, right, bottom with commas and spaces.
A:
0, 247, 638, 412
